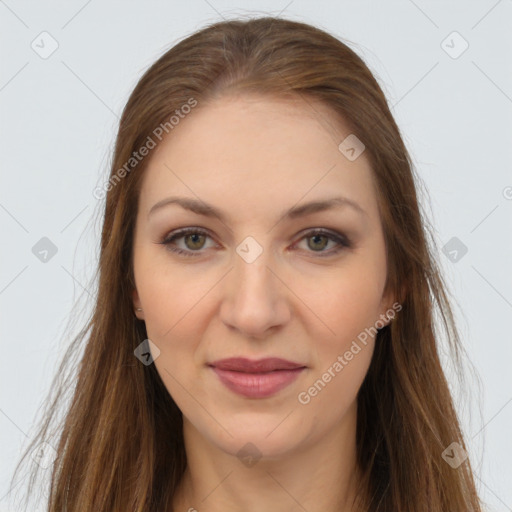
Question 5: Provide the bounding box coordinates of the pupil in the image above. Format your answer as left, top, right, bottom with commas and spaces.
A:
310, 234, 327, 251
187, 234, 204, 249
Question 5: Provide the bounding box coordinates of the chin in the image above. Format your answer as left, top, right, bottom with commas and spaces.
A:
207, 414, 309, 461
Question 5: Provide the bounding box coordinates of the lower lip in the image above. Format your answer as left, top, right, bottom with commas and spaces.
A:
210, 367, 305, 398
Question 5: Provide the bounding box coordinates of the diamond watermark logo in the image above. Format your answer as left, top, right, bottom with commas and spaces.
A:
31, 442, 57, 469
441, 31, 469, 59
236, 442, 262, 468
134, 339, 161, 365
31, 31, 59, 59
236, 236, 263, 264
442, 442, 468, 468
338, 134, 365, 161
442, 236, 468, 263
32, 237, 58, 263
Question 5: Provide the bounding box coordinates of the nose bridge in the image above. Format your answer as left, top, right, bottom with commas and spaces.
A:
221, 235, 289, 336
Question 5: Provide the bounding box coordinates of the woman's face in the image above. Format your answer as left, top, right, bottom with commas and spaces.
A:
132, 94, 395, 460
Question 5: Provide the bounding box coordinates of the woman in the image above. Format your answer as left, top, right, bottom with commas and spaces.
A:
12, 17, 483, 511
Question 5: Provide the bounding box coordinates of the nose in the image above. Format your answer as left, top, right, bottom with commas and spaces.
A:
220, 246, 291, 339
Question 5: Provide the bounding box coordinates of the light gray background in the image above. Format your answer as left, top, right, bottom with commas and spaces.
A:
1, 1, 511, 511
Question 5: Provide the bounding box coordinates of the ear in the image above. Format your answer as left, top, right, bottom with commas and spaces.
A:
132, 288, 145, 320
377, 284, 404, 328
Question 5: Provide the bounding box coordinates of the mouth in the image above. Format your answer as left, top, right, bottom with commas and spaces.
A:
209, 357, 306, 372
208, 357, 307, 398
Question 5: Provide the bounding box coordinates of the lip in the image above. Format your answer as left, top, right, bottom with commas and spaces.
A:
208, 358, 306, 399
209, 357, 305, 372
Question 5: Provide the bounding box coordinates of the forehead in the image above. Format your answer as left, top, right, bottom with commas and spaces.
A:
138, 94, 380, 224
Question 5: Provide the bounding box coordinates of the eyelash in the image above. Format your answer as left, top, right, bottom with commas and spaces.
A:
159, 227, 351, 258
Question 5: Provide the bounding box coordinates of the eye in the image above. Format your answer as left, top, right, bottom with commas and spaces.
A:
292, 228, 351, 257
159, 227, 351, 258
160, 227, 216, 257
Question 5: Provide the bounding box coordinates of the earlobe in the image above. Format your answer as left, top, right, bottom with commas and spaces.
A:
132, 289, 145, 320
378, 289, 401, 329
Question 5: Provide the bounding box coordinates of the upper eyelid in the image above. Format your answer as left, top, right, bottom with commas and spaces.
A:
163, 227, 217, 245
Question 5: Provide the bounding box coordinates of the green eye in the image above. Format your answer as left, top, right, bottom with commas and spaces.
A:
182, 232, 207, 250
161, 228, 214, 257
161, 228, 351, 258
295, 229, 351, 257
307, 233, 329, 251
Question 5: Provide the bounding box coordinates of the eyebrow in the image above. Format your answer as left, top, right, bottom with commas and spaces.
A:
147, 195, 367, 222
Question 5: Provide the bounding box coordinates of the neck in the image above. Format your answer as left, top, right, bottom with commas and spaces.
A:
172, 401, 363, 512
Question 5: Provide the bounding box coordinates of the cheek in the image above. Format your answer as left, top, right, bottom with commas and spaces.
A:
299, 260, 386, 346
140, 270, 206, 406
297, 275, 379, 414
135, 251, 212, 339
295, 257, 384, 400
134, 255, 217, 383
326, 281, 384, 342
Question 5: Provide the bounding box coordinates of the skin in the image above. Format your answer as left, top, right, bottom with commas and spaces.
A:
131, 93, 395, 512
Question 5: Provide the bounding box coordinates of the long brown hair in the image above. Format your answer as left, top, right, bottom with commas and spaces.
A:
11, 16, 484, 511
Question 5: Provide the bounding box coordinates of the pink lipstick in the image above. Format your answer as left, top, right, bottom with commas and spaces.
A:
208, 357, 306, 398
